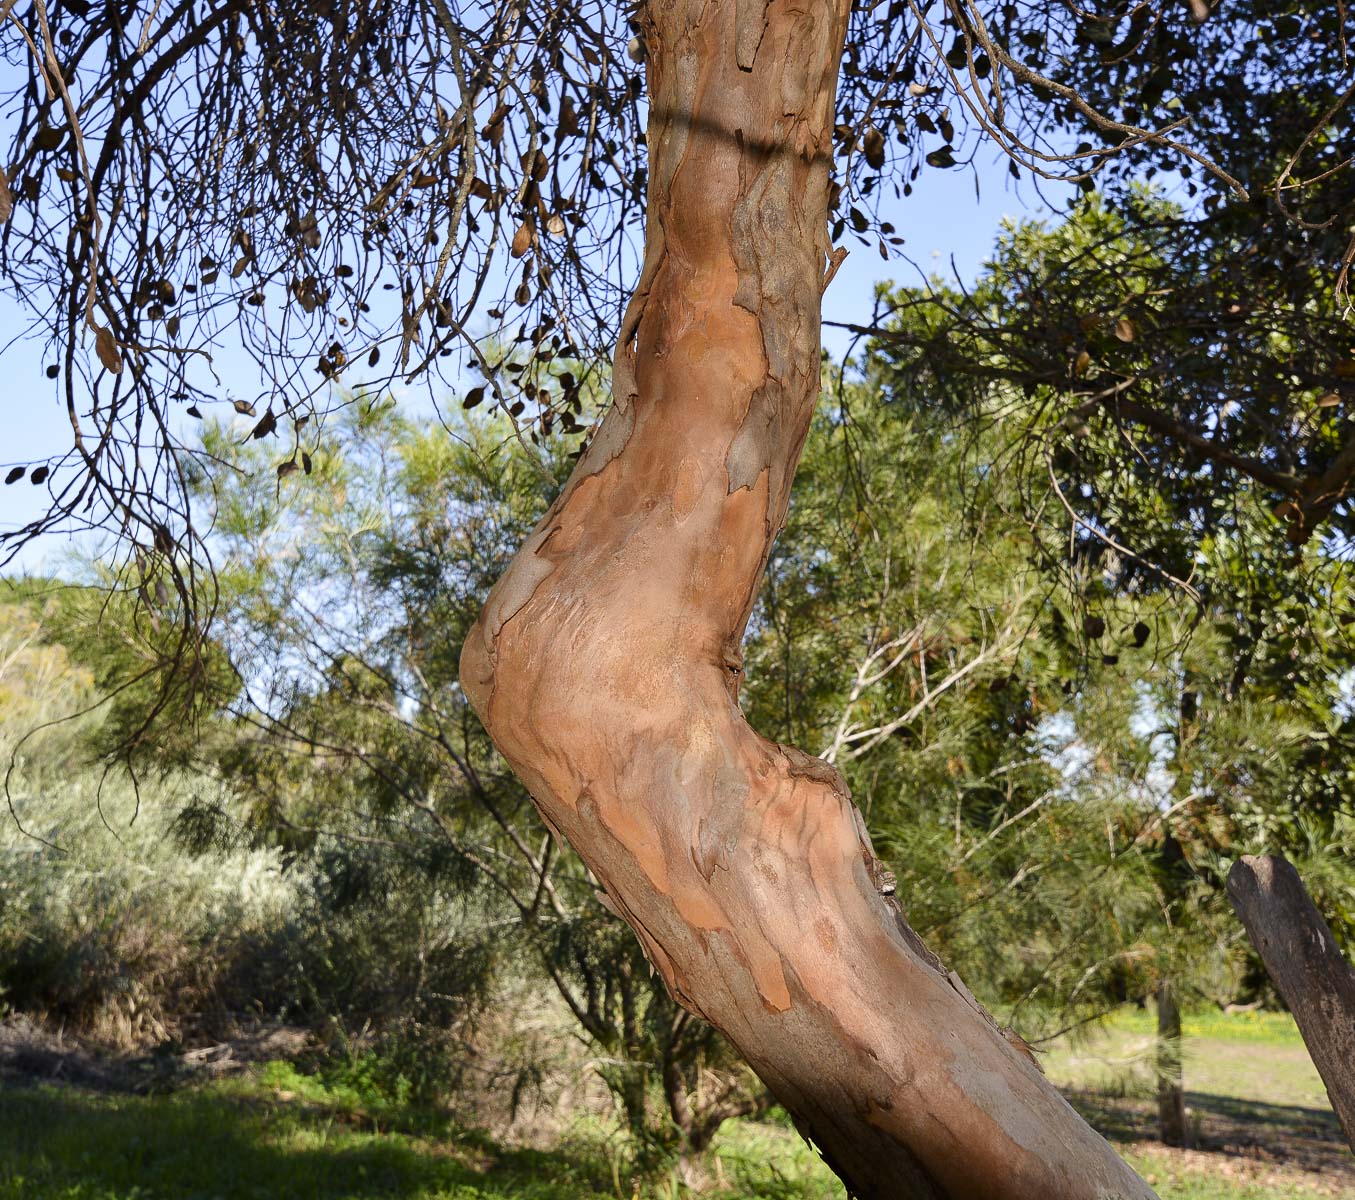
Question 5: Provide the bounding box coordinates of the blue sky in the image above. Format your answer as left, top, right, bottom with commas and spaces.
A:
0, 150, 1065, 574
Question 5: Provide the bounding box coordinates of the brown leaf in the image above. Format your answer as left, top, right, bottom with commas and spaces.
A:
1073, 349, 1092, 376
0, 166, 11, 223
233, 399, 257, 416
277, 460, 299, 479
546, 213, 567, 237
863, 126, 886, 170
1113, 317, 1136, 343
250, 409, 278, 440
557, 96, 582, 138
510, 221, 534, 258
93, 323, 123, 374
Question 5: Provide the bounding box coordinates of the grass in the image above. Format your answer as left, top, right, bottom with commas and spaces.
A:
1042, 1006, 1333, 1109
1043, 1008, 1353, 1198
1122, 1154, 1346, 1200
0, 1076, 619, 1200
0, 1010, 1350, 1199
0, 1063, 850, 1200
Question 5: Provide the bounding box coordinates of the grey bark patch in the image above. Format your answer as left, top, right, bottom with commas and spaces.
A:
725, 385, 776, 492
735, 0, 768, 70
693, 765, 750, 880
481, 523, 560, 641
577, 393, 637, 477
780, 742, 848, 794
727, 145, 817, 500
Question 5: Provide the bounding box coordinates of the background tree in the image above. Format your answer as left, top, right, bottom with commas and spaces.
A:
178, 402, 769, 1177
865, 194, 1355, 1145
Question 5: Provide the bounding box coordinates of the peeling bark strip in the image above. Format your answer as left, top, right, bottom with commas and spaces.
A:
1227, 855, 1355, 1150
460, 2, 1155, 1196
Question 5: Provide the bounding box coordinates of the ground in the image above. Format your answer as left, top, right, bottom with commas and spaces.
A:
0, 1009, 1349, 1199
1046, 1008, 1354, 1199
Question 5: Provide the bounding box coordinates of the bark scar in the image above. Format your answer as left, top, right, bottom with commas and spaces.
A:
735, 0, 770, 70
821, 246, 848, 294
611, 221, 666, 408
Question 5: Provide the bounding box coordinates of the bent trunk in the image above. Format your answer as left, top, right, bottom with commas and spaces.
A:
461, 2, 1154, 1195
1227, 854, 1355, 1149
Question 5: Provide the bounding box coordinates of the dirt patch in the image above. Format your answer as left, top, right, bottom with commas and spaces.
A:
0, 1014, 311, 1093
1066, 1087, 1355, 1195
1129, 1142, 1354, 1197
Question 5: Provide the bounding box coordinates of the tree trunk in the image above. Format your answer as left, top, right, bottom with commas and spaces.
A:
1227, 854, 1355, 1150
1154, 981, 1189, 1148
460, 2, 1155, 1196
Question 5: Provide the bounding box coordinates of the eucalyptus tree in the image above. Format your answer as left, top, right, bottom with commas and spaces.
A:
3, 0, 1354, 1194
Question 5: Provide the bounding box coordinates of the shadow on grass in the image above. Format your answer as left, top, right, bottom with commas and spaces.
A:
1066, 1088, 1343, 1143
0, 1083, 619, 1200
1183, 1093, 1344, 1140
1064, 1086, 1353, 1179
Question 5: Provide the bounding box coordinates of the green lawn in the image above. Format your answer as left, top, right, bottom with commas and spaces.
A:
1043, 1008, 1353, 1198
0, 1076, 614, 1200
0, 1012, 1350, 1199
1042, 1007, 1333, 1109
0, 1064, 844, 1200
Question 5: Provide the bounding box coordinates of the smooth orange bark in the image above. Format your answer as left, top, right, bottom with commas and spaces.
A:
462, 2, 1157, 1195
